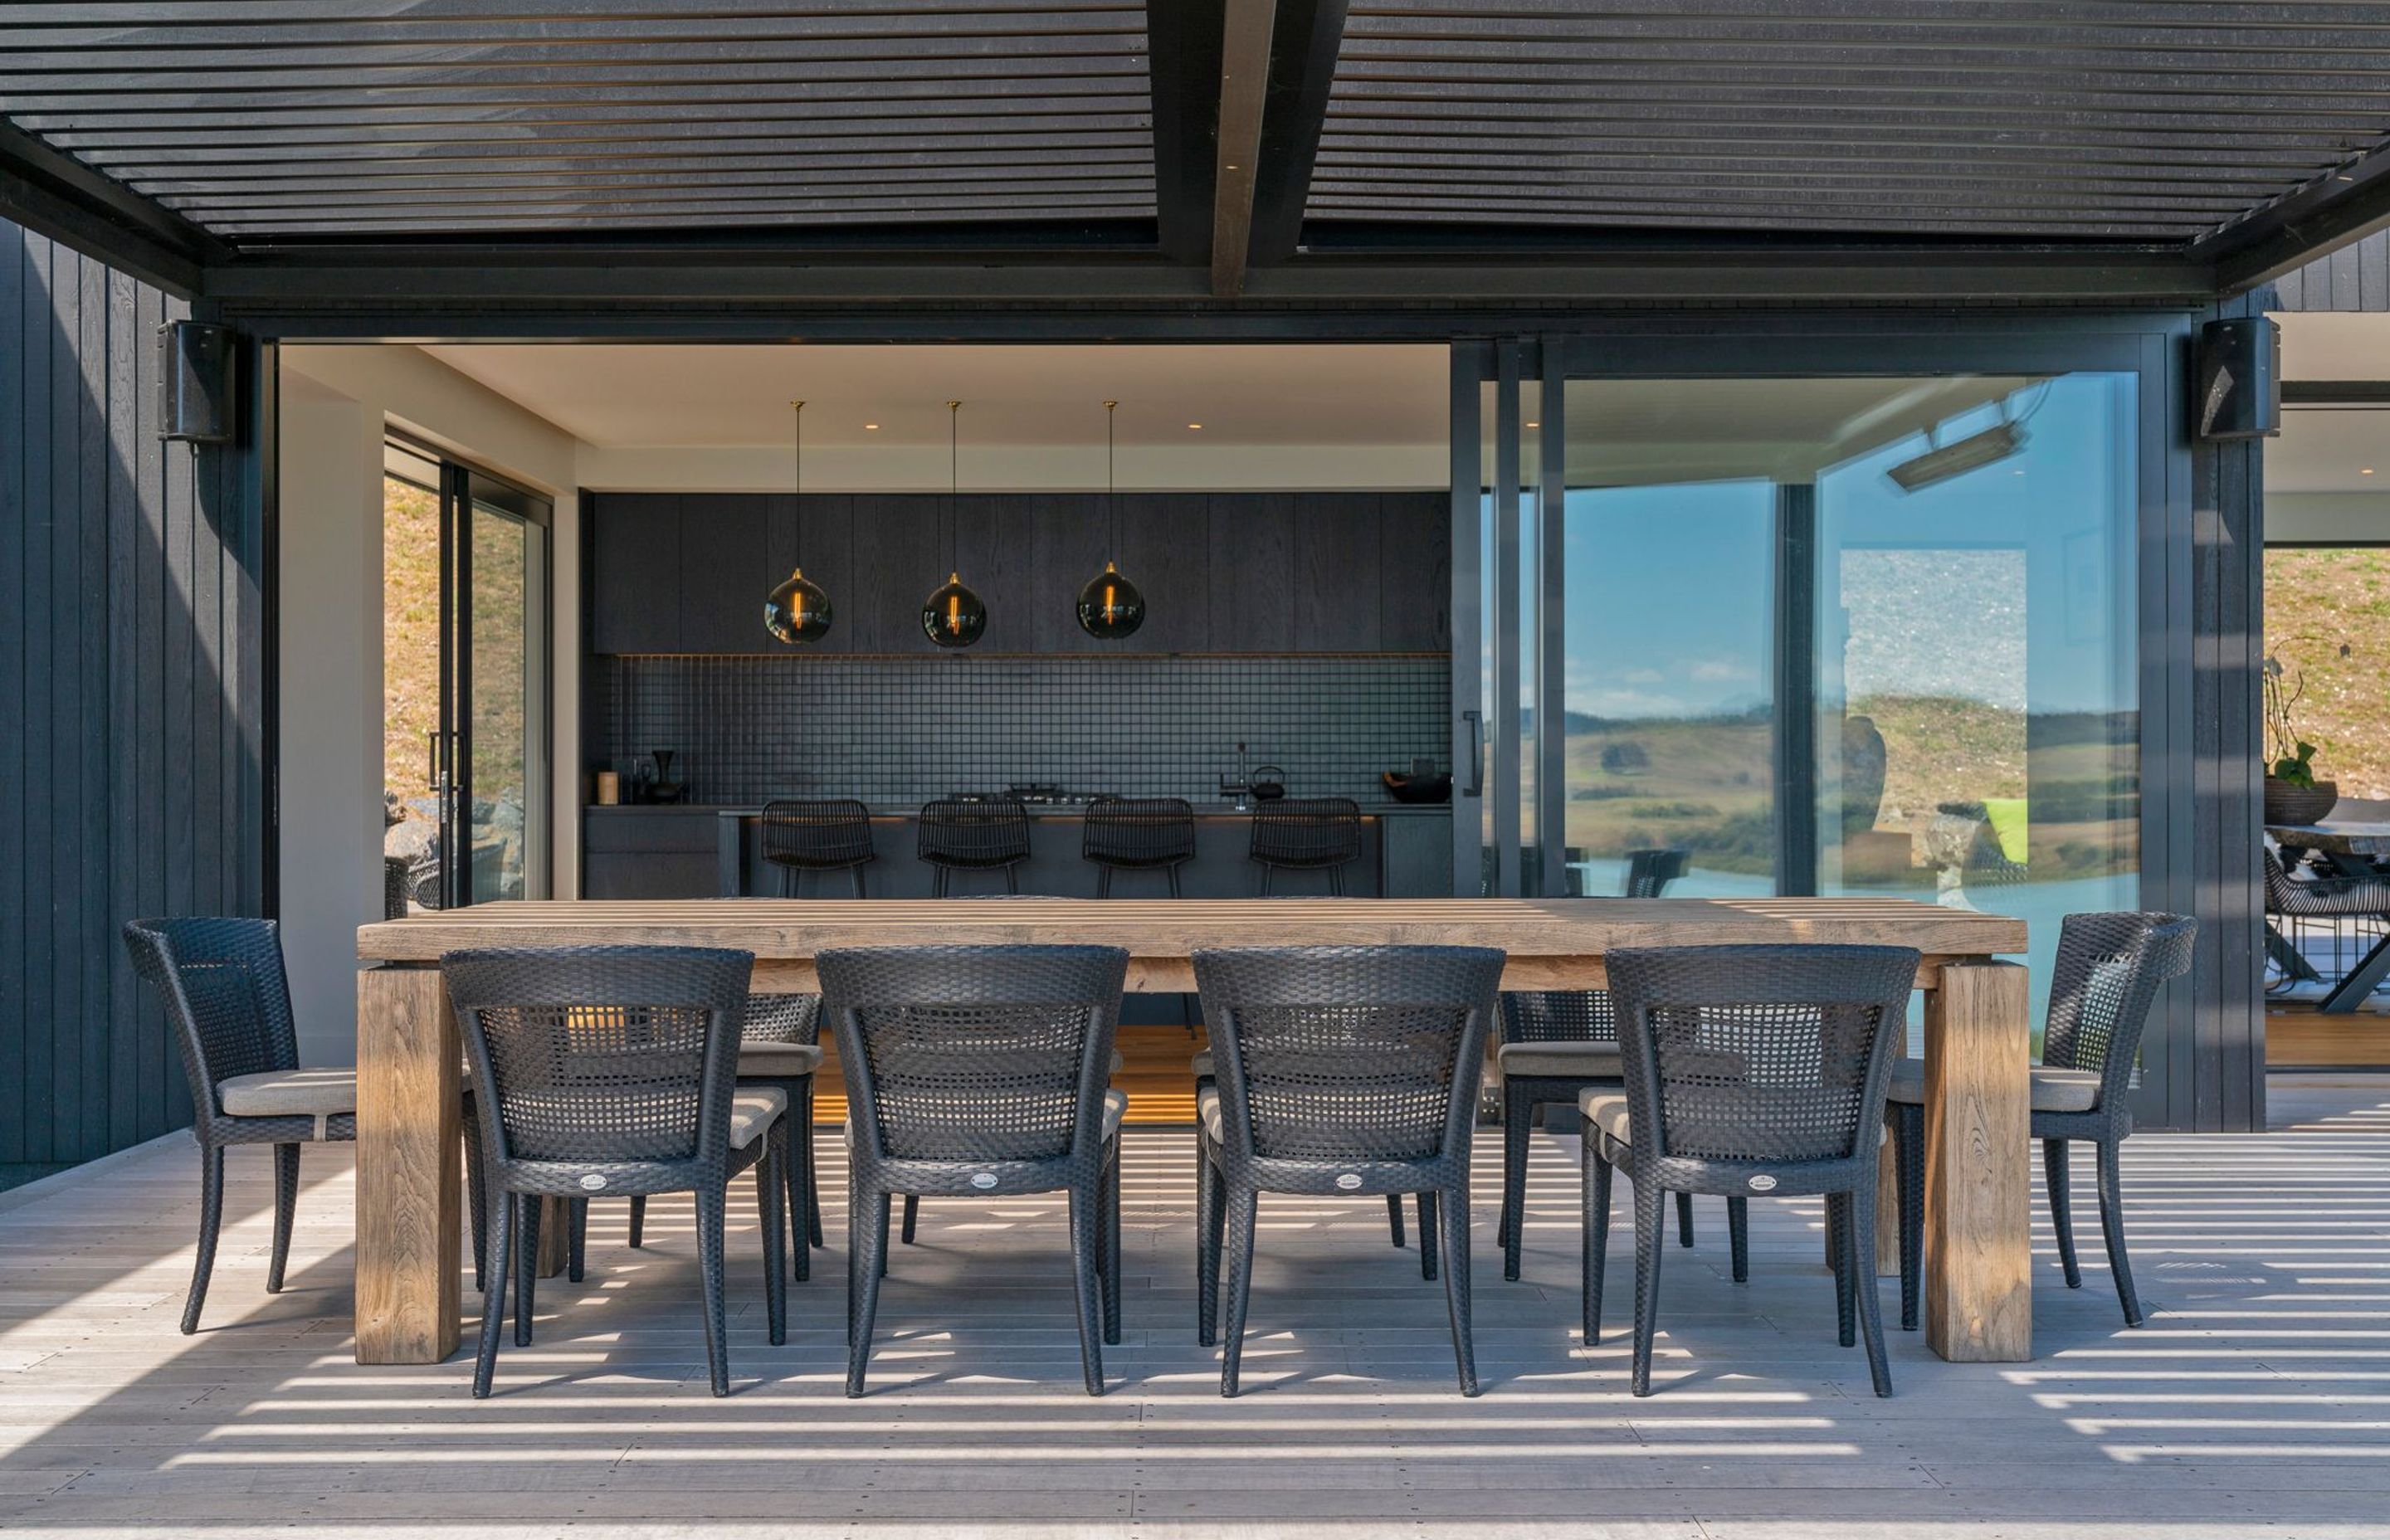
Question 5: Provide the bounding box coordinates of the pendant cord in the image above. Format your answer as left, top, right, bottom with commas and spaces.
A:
1105, 398, 1118, 558
947, 398, 961, 573
788, 398, 804, 568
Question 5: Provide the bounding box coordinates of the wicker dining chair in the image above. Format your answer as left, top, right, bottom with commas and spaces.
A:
819, 944, 1130, 1397
442, 945, 790, 1398
1585, 944, 1918, 1397
123, 917, 365, 1335
760, 798, 876, 899
1887, 911, 2196, 1332
608, 991, 825, 1273
1082, 795, 1197, 898
919, 797, 1034, 896
1193, 944, 1507, 1396
1248, 797, 1363, 895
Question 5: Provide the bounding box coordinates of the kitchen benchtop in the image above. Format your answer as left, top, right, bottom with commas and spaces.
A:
586, 802, 1453, 819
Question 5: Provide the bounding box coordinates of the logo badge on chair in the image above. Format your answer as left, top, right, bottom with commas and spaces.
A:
1747, 1174, 1777, 1192
1335, 1173, 1362, 1191
579, 1173, 607, 1191
971, 1172, 998, 1190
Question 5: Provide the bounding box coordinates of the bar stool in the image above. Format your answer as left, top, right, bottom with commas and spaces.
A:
1249, 797, 1362, 896
1082, 796, 1197, 898
919, 797, 1033, 896
760, 798, 876, 899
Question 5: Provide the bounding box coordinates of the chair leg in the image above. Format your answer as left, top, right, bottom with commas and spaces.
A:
847, 1181, 890, 1396
933, 868, 948, 899
567, 1196, 588, 1284
1850, 1182, 1893, 1397
1828, 1193, 1856, 1349
1675, 1189, 1695, 1248
267, 1143, 300, 1294
473, 1192, 515, 1399
1097, 866, 1112, 899
2095, 1138, 2144, 1328
1583, 1148, 1613, 1346
2045, 1138, 2082, 1289
1500, 1081, 1530, 1279
1629, 1176, 1666, 1397
1896, 1104, 1924, 1332
758, 1129, 788, 1347
1004, 865, 1019, 895
1388, 1192, 1406, 1249
901, 1193, 919, 1245
1219, 1184, 1261, 1397
1101, 1136, 1123, 1346
1726, 1195, 1749, 1284
850, 866, 866, 900
1417, 1189, 1440, 1281
1067, 1184, 1108, 1396
1259, 865, 1274, 899
181, 1144, 225, 1334
1436, 1182, 1480, 1396
465, 1127, 489, 1293
1329, 865, 1344, 897
1167, 865, 1182, 900
628, 1194, 646, 1250
800, 1079, 824, 1249
789, 1084, 816, 1279
1197, 1141, 1223, 1348
695, 1182, 731, 1396
515, 1196, 541, 1348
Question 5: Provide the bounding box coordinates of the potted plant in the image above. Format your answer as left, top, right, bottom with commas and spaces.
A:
2263, 654, 2339, 826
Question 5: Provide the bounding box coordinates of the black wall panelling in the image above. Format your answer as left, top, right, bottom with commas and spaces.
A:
2272, 229, 2390, 313
586, 490, 1452, 656
0, 220, 265, 1191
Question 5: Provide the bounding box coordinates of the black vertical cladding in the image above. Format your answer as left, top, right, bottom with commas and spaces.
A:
0, 220, 266, 1189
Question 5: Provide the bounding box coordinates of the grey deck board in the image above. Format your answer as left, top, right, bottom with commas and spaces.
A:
0, 1078, 2385, 1537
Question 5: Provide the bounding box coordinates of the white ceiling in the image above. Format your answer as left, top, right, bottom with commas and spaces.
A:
417, 343, 1451, 451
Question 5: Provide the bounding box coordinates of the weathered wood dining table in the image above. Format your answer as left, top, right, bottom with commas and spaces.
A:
354, 896, 2032, 1367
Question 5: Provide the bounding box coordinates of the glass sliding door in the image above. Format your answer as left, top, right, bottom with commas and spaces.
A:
1458, 344, 2143, 1015
384, 438, 551, 909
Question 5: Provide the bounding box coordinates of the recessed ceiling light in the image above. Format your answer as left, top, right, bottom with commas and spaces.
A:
1188, 422, 1202, 430
1525, 421, 1540, 428
865, 422, 880, 431
2365, 467, 2377, 475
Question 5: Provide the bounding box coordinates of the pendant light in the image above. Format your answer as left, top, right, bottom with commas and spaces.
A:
922, 399, 987, 648
1076, 398, 1146, 641
763, 399, 834, 644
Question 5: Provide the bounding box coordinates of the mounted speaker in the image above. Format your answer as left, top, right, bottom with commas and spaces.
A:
156, 320, 236, 444
2196, 316, 2280, 441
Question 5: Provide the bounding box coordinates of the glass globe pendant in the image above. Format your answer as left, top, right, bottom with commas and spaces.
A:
1076, 560, 1144, 641
923, 572, 988, 647
920, 399, 987, 648
763, 398, 834, 644
1077, 398, 1146, 640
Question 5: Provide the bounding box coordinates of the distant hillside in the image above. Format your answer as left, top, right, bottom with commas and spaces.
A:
2266, 547, 2390, 800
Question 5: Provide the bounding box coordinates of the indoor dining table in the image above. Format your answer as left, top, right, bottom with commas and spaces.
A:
353, 896, 2032, 1367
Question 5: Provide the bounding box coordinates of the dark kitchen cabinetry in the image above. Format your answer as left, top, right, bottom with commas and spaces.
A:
587, 489, 1450, 655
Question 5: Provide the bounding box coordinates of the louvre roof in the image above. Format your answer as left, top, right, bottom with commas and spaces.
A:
2, 1, 2388, 306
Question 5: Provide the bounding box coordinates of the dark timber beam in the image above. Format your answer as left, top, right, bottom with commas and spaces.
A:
0, 119, 227, 296
2198, 137, 2390, 295
1146, 0, 1225, 268
1210, 0, 1278, 299
1246, 1, 1348, 267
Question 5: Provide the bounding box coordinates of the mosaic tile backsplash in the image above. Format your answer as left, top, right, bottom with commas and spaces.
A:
597, 653, 1451, 807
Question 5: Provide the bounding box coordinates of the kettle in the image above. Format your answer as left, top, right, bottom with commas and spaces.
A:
1248, 764, 1287, 802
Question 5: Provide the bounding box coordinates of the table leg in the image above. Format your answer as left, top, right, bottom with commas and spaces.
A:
355, 966, 461, 1364
1924, 960, 2032, 1361
2318, 929, 2390, 1014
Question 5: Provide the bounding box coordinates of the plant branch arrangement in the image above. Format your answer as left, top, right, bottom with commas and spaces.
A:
2264, 655, 2318, 787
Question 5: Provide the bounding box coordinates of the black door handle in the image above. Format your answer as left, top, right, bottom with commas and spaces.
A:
1462, 710, 1484, 797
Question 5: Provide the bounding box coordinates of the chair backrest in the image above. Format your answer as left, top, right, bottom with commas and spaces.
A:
2039, 912, 2197, 1108
441, 946, 753, 1170
1500, 989, 1617, 1046
1193, 945, 1505, 1166
1248, 797, 1363, 868
1606, 944, 1919, 1166
761, 798, 875, 870
743, 992, 821, 1045
817, 945, 1127, 1165
1622, 847, 1688, 899
1083, 796, 1197, 866
918, 797, 1032, 867
123, 917, 300, 1123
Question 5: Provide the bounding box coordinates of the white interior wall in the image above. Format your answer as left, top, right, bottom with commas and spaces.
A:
278, 344, 585, 1066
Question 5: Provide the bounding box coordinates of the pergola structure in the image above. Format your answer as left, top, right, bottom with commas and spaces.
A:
4, 1, 2390, 311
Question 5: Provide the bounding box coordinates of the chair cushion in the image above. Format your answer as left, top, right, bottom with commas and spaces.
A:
1578, 1089, 1632, 1147
217, 1067, 356, 1118
730, 1087, 788, 1148
1191, 1048, 1212, 1080
1885, 1057, 2102, 1114
738, 1042, 823, 1079
1197, 1086, 1223, 1143
1496, 1042, 1624, 1079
